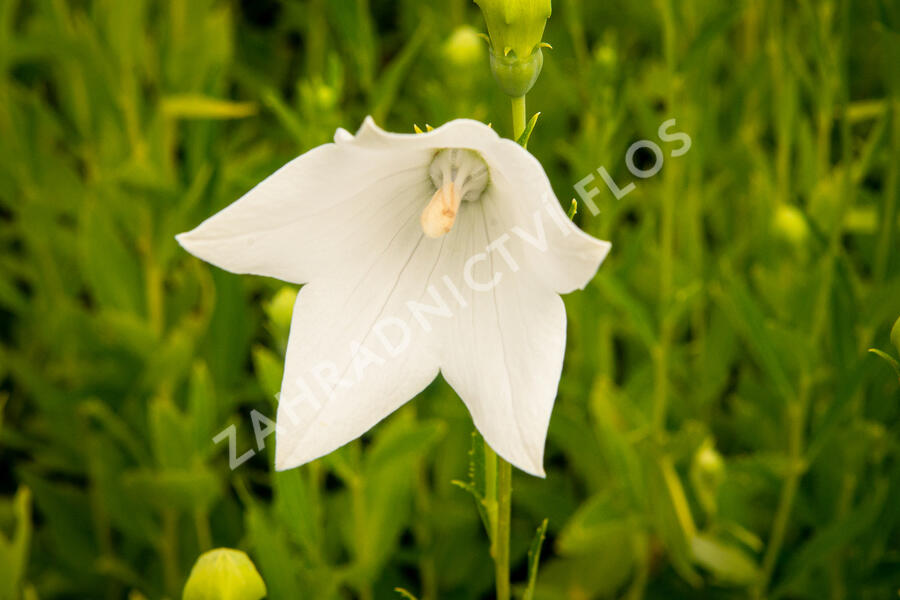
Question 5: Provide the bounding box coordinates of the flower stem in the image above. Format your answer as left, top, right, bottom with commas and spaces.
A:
495, 457, 512, 600
483, 441, 511, 600
511, 96, 526, 140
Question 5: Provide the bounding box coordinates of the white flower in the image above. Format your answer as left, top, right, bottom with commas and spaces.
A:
177, 117, 610, 477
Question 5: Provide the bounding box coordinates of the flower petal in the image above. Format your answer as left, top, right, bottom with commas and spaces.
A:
480, 139, 611, 294
274, 207, 449, 470
176, 139, 433, 284
431, 202, 565, 477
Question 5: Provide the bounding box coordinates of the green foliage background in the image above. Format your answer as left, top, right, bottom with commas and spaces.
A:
1, 0, 898, 598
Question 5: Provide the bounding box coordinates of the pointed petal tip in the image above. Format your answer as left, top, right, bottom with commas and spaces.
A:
174, 229, 209, 262
174, 230, 195, 252
597, 239, 613, 262
514, 455, 547, 478
273, 439, 298, 472
333, 127, 353, 143
360, 114, 378, 131
524, 452, 547, 478
493, 443, 546, 478
518, 456, 547, 478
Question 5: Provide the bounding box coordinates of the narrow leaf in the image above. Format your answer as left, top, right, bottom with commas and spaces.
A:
516, 112, 541, 148
161, 95, 257, 119
690, 533, 759, 585
891, 316, 900, 355
523, 518, 549, 600
867, 348, 900, 379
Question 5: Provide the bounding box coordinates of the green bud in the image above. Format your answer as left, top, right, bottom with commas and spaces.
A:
772, 204, 809, 247
183, 548, 266, 600
891, 316, 900, 356
594, 43, 617, 71
443, 26, 483, 70
474, 0, 551, 97
489, 48, 544, 97
690, 440, 725, 517
265, 286, 298, 332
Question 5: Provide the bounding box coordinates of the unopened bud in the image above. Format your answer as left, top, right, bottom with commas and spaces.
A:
690, 441, 725, 516
443, 26, 483, 70
265, 287, 298, 333
772, 204, 809, 247
474, 0, 551, 97
182, 548, 266, 600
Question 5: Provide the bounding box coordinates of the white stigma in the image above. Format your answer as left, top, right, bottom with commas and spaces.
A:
421, 149, 489, 238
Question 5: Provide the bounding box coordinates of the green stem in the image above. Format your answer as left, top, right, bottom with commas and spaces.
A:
874, 101, 898, 281
483, 441, 510, 600
512, 96, 526, 140
654, 0, 676, 438
495, 458, 512, 600
758, 392, 805, 595
160, 509, 179, 597
306, 0, 325, 79
194, 507, 212, 551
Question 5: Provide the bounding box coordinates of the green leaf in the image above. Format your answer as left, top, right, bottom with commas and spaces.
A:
0, 486, 32, 600
326, 0, 376, 90
891, 316, 900, 356
122, 467, 220, 513
243, 501, 309, 599
161, 95, 257, 119
595, 274, 657, 351
516, 112, 540, 148
187, 362, 218, 458
364, 420, 445, 475
393, 588, 418, 600
868, 348, 900, 379
370, 18, 430, 123
273, 468, 321, 556
523, 518, 548, 600
259, 88, 305, 145
689, 533, 759, 585
0, 277, 27, 313
556, 492, 638, 555
251, 345, 284, 403
78, 198, 144, 314
645, 456, 701, 587
79, 400, 150, 465
451, 431, 491, 538
773, 479, 889, 596
264, 286, 298, 347
182, 548, 266, 600
148, 396, 194, 469
679, 5, 743, 71
711, 268, 795, 402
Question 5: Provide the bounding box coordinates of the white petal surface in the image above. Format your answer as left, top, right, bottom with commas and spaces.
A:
176, 136, 433, 284
430, 202, 566, 477
274, 198, 449, 470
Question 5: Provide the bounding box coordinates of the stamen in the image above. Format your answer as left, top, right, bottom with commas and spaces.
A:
421, 149, 489, 238
421, 182, 461, 238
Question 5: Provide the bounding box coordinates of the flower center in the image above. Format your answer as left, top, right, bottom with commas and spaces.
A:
421, 149, 489, 238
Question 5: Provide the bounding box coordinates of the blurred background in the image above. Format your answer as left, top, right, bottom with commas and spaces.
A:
1, 0, 899, 598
